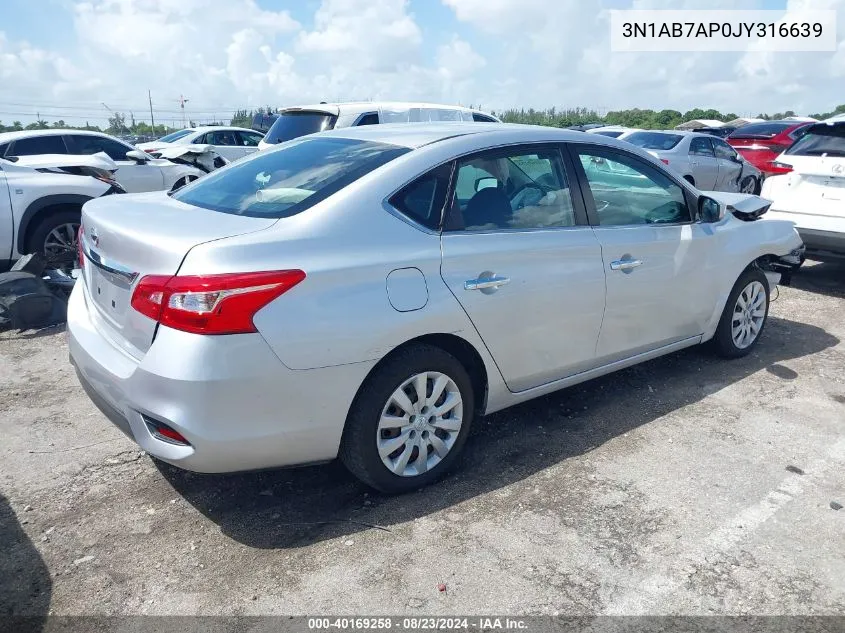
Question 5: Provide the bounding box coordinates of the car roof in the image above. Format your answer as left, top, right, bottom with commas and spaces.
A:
191, 126, 259, 133
628, 129, 709, 138
279, 101, 496, 117
0, 128, 112, 143
311, 122, 608, 149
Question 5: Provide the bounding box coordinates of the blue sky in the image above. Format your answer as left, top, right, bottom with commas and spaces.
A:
1, 0, 843, 127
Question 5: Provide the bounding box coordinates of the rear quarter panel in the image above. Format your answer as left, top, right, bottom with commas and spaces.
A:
177, 153, 502, 385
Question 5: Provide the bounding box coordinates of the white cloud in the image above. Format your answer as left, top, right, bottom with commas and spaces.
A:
1, 0, 844, 128
442, 0, 845, 116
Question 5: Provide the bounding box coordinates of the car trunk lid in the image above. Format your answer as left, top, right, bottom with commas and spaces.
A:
80, 191, 277, 358
765, 155, 845, 216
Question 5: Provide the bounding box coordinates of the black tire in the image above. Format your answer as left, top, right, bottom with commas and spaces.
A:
26, 209, 81, 270
712, 267, 770, 358
683, 175, 696, 187
340, 344, 475, 493
739, 175, 759, 195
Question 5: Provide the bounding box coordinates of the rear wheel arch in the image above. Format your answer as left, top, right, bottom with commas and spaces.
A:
353, 333, 489, 420
18, 195, 92, 255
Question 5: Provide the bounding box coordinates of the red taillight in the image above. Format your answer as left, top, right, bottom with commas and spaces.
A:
130, 270, 306, 335
143, 148, 160, 154
769, 161, 794, 174
660, 158, 670, 165
77, 224, 85, 270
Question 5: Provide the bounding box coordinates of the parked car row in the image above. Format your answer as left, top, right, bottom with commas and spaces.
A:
0, 102, 501, 269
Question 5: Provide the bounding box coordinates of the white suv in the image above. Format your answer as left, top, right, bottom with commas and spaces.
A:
0, 129, 210, 193
762, 120, 845, 261
257, 102, 500, 150
0, 154, 123, 270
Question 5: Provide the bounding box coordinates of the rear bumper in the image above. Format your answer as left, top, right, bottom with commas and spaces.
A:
766, 210, 845, 259
66, 281, 373, 473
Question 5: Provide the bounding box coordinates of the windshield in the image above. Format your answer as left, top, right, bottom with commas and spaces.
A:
172, 137, 408, 218
263, 111, 338, 145
594, 130, 624, 138
785, 125, 845, 157
157, 129, 195, 143
624, 132, 683, 150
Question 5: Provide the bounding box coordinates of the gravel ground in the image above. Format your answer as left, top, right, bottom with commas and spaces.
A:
1, 261, 844, 618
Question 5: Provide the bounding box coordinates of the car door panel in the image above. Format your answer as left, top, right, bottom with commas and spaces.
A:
66, 134, 164, 193
591, 224, 714, 362
570, 143, 715, 362
439, 144, 606, 392
113, 162, 165, 193
441, 229, 606, 391
688, 137, 719, 190
713, 140, 743, 191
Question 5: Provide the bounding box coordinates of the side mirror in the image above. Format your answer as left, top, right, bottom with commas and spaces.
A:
126, 149, 150, 163
475, 176, 498, 192
699, 196, 725, 223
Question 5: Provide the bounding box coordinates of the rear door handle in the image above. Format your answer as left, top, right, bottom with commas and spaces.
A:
465, 275, 510, 290
610, 259, 643, 271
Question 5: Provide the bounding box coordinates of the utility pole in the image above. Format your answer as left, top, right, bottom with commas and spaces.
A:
178, 94, 189, 127
148, 90, 155, 134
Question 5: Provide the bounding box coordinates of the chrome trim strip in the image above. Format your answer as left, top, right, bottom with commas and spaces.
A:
80, 236, 139, 284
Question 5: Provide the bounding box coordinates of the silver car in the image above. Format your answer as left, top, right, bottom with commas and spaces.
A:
621, 130, 763, 194
68, 123, 802, 493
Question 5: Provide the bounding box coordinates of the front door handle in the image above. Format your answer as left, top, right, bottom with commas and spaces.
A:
610, 259, 643, 271
465, 275, 510, 290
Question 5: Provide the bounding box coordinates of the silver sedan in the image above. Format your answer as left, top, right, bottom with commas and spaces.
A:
621, 130, 763, 194
68, 123, 802, 493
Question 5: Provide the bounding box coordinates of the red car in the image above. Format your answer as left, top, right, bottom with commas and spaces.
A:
727, 120, 814, 176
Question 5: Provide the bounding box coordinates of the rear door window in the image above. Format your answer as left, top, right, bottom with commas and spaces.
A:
8, 135, 67, 156
355, 113, 379, 126
237, 131, 264, 147
264, 112, 337, 144
713, 139, 738, 160
689, 137, 715, 157
206, 130, 240, 146
448, 146, 576, 231
67, 135, 132, 160
172, 137, 408, 218
472, 113, 497, 123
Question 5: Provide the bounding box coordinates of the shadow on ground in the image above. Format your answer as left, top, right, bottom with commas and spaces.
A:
790, 260, 845, 298
158, 316, 840, 550
0, 493, 52, 632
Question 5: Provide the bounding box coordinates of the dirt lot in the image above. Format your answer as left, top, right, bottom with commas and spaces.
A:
1, 262, 844, 618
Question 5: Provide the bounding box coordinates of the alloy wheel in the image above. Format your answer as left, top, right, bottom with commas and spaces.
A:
43, 222, 80, 272
376, 371, 463, 477
731, 280, 766, 349
740, 176, 756, 194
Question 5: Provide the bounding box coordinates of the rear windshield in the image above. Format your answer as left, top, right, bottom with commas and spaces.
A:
264, 111, 337, 144
785, 125, 845, 157
158, 129, 195, 143
624, 132, 683, 150
728, 121, 792, 139
172, 137, 408, 218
